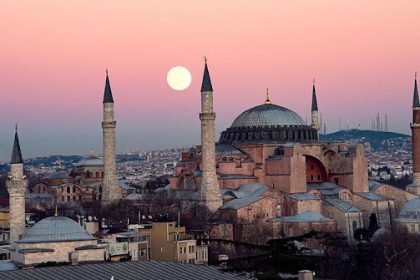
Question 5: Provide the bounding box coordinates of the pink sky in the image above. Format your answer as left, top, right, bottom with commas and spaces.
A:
0, 0, 419, 160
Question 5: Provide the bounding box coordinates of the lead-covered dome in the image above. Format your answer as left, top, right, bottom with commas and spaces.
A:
231, 103, 305, 128
17, 216, 95, 243
219, 101, 318, 144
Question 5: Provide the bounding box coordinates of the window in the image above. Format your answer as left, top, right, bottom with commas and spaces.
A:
179, 247, 183, 254
67, 186, 71, 193
188, 246, 195, 254
96, 172, 99, 178
334, 178, 339, 184
61, 196, 64, 201
72, 195, 76, 201
317, 174, 321, 181
67, 196, 70, 202
183, 247, 186, 254
310, 164, 314, 170
140, 249, 147, 257
73, 186, 76, 193
310, 175, 314, 181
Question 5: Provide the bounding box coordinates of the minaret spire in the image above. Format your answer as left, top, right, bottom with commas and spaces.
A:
311, 79, 320, 139
413, 72, 419, 108
11, 124, 23, 164
201, 57, 213, 92
103, 70, 114, 103
311, 79, 318, 111
199, 58, 222, 213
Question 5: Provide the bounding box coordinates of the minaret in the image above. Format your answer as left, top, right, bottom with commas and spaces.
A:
411, 73, 420, 189
311, 80, 320, 139
6, 126, 27, 243
199, 59, 222, 212
102, 71, 121, 203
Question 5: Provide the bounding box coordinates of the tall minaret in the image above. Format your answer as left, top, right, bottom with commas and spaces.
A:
6, 126, 27, 243
102, 71, 121, 203
311, 80, 320, 139
411, 73, 420, 189
199, 59, 222, 212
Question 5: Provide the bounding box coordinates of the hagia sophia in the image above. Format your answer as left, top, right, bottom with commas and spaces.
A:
2, 61, 420, 266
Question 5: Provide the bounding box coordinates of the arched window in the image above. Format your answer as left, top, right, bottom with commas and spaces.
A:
73, 186, 76, 193
67, 186, 71, 193
86, 171, 91, 179
96, 172, 99, 178
99, 186, 103, 193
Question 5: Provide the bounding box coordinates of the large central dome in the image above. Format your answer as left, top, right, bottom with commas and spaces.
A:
230, 103, 305, 128
218, 101, 318, 144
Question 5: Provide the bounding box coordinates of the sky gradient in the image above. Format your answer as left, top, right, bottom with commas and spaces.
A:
1, 1, 419, 161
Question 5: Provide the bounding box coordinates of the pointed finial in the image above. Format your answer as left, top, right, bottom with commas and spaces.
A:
416, 71, 417, 80
106, 68, 108, 76
15, 122, 18, 133
264, 88, 272, 104
54, 204, 58, 216
204, 56, 207, 63
313, 78, 315, 85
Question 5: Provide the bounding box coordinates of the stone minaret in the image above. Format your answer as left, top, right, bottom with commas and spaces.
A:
102, 72, 121, 203
311, 81, 320, 139
6, 126, 27, 243
199, 60, 222, 212
410, 73, 420, 189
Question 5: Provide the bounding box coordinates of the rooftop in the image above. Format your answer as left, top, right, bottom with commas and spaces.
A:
0, 260, 247, 280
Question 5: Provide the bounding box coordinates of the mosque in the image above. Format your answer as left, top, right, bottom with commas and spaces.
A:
168, 62, 420, 242
3, 61, 420, 267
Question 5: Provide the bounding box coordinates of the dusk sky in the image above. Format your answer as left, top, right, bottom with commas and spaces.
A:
1, 1, 419, 161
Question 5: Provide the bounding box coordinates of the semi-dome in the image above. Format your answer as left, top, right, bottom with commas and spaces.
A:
219, 101, 318, 144
231, 103, 306, 128
398, 198, 420, 221
17, 216, 95, 243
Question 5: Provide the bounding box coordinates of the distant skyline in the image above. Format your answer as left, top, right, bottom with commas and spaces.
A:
1, 1, 419, 161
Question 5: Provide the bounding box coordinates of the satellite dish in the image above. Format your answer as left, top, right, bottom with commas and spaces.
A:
142, 215, 146, 219
148, 215, 152, 219
88, 216, 93, 222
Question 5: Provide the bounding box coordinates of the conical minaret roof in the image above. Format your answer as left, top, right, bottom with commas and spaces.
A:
201, 59, 213, 92
103, 71, 114, 103
311, 82, 318, 111
413, 74, 419, 108
11, 126, 23, 164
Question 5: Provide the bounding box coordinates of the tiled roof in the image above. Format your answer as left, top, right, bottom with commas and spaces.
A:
221, 195, 263, 210
275, 211, 331, 222
0, 260, 246, 280
284, 192, 320, 201
355, 192, 389, 201
324, 198, 360, 213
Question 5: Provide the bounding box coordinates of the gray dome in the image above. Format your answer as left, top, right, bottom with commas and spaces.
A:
17, 216, 95, 243
230, 103, 305, 128
398, 198, 420, 221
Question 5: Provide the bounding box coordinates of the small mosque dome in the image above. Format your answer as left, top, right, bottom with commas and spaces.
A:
16, 216, 95, 243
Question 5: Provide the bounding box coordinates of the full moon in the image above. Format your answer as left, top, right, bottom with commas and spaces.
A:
167, 66, 192, 91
